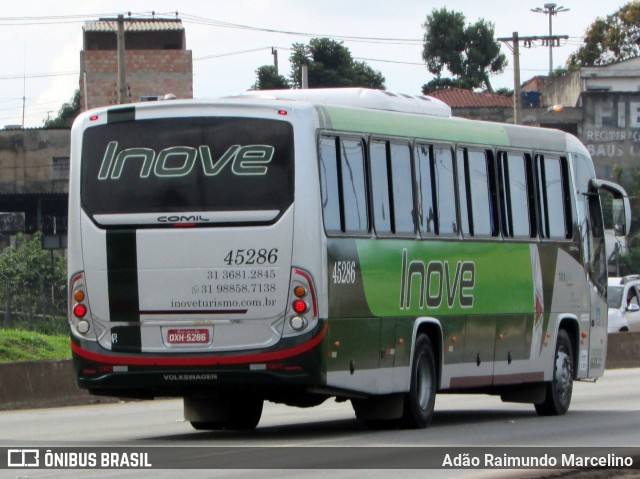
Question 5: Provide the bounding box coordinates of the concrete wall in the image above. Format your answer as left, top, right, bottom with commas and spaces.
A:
0, 360, 115, 410
0, 333, 638, 411
606, 332, 640, 369
583, 58, 640, 93
543, 71, 582, 108
0, 129, 70, 194
582, 91, 640, 179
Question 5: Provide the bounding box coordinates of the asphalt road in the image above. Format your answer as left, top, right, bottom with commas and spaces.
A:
1, 368, 640, 478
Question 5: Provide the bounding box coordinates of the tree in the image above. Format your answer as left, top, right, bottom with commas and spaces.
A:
0, 233, 67, 332
421, 8, 506, 93
288, 38, 385, 89
44, 90, 81, 128
549, 64, 580, 78
569, 1, 640, 67
251, 65, 290, 90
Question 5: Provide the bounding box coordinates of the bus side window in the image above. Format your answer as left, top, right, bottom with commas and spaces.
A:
536, 155, 572, 240
389, 142, 415, 235
319, 136, 369, 235
319, 137, 342, 234
339, 138, 369, 234
370, 140, 392, 235
415, 144, 437, 236
433, 146, 458, 236
497, 151, 534, 239
457, 147, 497, 237
456, 148, 471, 236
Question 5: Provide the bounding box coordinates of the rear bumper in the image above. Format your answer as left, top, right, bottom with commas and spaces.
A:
71, 320, 327, 398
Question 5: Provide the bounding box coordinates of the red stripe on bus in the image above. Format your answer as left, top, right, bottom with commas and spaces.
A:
71, 322, 327, 367
140, 309, 248, 315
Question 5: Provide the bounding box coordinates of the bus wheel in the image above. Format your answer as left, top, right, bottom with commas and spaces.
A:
400, 334, 436, 429
535, 329, 573, 416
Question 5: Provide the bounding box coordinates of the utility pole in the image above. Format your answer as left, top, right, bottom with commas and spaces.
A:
271, 47, 279, 76
498, 32, 522, 125
117, 14, 127, 104
531, 3, 570, 74
498, 31, 569, 124
513, 33, 521, 125
22, 43, 26, 128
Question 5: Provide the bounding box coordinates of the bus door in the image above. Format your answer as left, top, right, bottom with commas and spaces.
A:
586, 179, 630, 375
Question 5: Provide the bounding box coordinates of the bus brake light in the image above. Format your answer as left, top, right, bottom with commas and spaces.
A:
292, 300, 307, 314
73, 304, 87, 318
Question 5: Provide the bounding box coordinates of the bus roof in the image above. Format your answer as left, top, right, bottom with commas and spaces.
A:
228, 88, 452, 118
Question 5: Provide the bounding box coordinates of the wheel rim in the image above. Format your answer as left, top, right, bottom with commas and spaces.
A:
554, 347, 573, 406
416, 352, 432, 410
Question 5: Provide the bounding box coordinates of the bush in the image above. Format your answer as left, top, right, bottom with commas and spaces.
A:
0, 233, 67, 333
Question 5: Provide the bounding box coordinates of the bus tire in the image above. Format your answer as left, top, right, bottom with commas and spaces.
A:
535, 328, 573, 416
226, 397, 264, 430
400, 334, 436, 429
188, 396, 263, 430
190, 421, 227, 431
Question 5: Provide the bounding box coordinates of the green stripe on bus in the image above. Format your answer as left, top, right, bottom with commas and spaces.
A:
317, 105, 512, 147
355, 239, 534, 317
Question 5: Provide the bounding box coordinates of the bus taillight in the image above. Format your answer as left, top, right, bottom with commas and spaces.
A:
285, 268, 318, 336
292, 299, 308, 314
70, 272, 91, 336
73, 304, 87, 318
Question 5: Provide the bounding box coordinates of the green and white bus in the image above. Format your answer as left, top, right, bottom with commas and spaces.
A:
68, 88, 629, 430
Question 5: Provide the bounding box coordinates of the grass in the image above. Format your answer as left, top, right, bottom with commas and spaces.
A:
0, 329, 71, 363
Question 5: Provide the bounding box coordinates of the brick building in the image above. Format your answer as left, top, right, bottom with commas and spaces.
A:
0, 17, 194, 245
428, 88, 514, 123
80, 17, 193, 110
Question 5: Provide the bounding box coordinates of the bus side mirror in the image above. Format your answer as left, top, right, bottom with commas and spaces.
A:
591, 179, 631, 236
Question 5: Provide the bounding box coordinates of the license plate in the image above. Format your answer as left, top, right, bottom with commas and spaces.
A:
167, 328, 210, 344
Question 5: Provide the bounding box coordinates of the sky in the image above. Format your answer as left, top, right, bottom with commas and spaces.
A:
0, 0, 630, 128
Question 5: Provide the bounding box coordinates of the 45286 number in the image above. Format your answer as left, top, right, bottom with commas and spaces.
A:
224, 248, 278, 266
332, 260, 356, 284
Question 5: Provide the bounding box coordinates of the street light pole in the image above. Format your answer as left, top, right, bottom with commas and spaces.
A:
531, 3, 570, 74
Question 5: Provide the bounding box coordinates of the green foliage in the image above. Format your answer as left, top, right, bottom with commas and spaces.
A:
569, 1, 640, 67
0, 233, 67, 333
288, 38, 385, 89
44, 90, 81, 128
422, 8, 466, 79
606, 165, 640, 275
421, 8, 506, 92
549, 64, 581, 78
251, 65, 291, 90
610, 167, 640, 236
618, 246, 640, 276
494, 87, 514, 97
422, 77, 475, 94
0, 329, 70, 363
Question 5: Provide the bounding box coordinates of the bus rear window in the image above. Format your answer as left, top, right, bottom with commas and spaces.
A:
81, 117, 294, 225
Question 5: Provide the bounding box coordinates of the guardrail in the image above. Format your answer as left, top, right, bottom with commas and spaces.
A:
0, 332, 639, 411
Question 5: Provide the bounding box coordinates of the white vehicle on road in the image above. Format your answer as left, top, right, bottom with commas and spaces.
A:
607, 276, 640, 332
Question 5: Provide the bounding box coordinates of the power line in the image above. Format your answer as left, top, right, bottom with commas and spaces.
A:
194, 47, 276, 61
0, 71, 78, 81
179, 12, 423, 45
